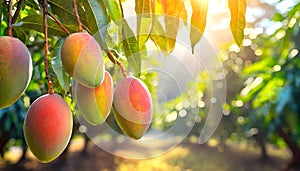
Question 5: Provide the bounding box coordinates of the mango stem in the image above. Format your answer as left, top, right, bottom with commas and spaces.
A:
105, 50, 127, 77
73, 0, 82, 32
42, 0, 54, 94
7, 0, 13, 36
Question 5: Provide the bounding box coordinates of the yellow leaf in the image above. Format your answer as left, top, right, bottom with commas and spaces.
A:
190, 0, 208, 53
228, 0, 247, 47
161, 0, 187, 53
135, 0, 152, 49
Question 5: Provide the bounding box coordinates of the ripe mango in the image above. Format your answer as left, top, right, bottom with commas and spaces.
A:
113, 76, 152, 139
75, 71, 113, 126
61, 33, 104, 87
0, 36, 32, 108
24, 93, 73, 163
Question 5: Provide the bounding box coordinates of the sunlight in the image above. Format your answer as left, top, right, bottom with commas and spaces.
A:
207, 0, 228, 15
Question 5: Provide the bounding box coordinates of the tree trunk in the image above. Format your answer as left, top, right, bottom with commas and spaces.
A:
253, 132, 268, 161
0, 131, 9, 157
276, 127, 300, 170
81, 134, 90, 155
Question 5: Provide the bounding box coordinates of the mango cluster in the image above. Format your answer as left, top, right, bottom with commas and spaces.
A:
64, 33, 153, 139
2, 32, 152, 163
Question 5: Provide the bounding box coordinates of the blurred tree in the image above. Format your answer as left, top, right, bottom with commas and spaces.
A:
224, 1, 300, 169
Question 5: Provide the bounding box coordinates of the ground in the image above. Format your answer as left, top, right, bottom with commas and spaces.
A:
0, 137, 291, 171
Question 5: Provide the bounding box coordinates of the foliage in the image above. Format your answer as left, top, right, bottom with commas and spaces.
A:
223, 1, 300, 164
0, 0, 246, 162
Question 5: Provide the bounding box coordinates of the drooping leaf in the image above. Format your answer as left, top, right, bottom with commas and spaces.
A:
52, 39, 70, 92
82, 0, 109, 50
48, 0, 87, 27
135, 0, 153, 50
253, 78, 282, 108
103, 0, 122, 21
243, 57, 277, 75
228, 0, 246, 47
13, 15, 74, 37
122, 21, 141, 75
149, 16, 168, 54
13, 27, 27, 43
165, 16, 177, 53
190, 0, 208, 53
25, 0, 40, 10
160, 0, 187, 53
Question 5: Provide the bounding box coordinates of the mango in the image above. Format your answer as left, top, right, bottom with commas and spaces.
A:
113, 76, 152, 139
24, 93, 73, 163
105, 112, 124, 135
75, 71, 113, 126
61, 32, 104, 87
0, 36, 32, 108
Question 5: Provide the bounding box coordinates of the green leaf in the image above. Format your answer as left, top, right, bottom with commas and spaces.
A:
275, 86, 292, 114
165, 16, 178, 53
122, 21, 141, 75
13, 15, 73, 37
4, 119, 12, 131
272, 13, 284, 22
243, 57, 277, 75
13, 27, 26, 43
103, 0, 123, 21
25, 0, 40, 10
149, 16, 168, 54
135, 0, 152, 50
48, 0, 87, 27
52, 39, 70, 92
253, 78, 282, 108
190, 0, 208, 53
82, 0, 109, 50
228, 0, 246, 47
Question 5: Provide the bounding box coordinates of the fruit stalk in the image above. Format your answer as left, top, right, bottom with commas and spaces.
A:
7, 0, 13, 36
73, 0, 82, 32
11, 0, 24, 24
42, 0, 54, 94
47, 12, 70, 34
106, 50, 127, 77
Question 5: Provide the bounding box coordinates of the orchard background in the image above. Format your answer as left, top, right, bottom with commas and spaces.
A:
0, 0, 300, 170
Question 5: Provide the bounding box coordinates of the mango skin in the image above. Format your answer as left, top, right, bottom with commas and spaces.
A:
113, 76, 152, 139
0, 36, 32, 108
24, 93, 73, 163
75, 71, 113, 126
61, 32, 104, 88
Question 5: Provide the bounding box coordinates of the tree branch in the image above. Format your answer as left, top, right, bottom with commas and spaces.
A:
105, 50, 127, 77
42, 0, 54, 94
7, 0, 13, 36
47, 12, 70, 35
11, 0, 24, 24
73, 0, 82, 32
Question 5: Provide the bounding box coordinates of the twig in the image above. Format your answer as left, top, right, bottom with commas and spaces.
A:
105, 50, 127, 77
82, 24, 91, 34
47, 12, 70, 34
11, 0, 24, 24
73, 0, 82, 32
42, 0, 54, 94
7, 0, 13, 36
